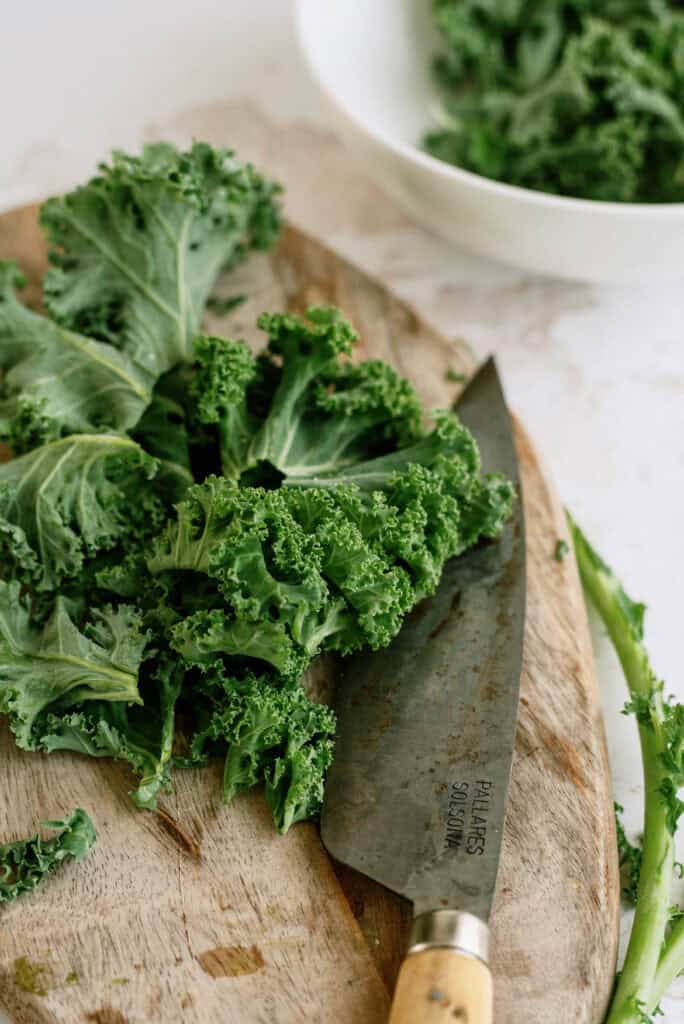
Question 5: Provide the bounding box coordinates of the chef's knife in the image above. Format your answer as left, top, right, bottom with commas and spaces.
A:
321, 358, 525, 1024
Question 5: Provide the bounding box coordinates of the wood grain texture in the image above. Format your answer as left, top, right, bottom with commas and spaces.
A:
388, 950, 493, 1024
0, 206, 619, 1023
0, 732, 389, 1024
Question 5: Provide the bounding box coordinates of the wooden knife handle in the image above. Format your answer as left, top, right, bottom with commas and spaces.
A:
388, 948, 493, 1024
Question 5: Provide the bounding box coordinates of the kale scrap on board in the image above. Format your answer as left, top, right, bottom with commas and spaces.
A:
425, 0, 684, 202
0, 809, 96, 903
0, 141, 513, 846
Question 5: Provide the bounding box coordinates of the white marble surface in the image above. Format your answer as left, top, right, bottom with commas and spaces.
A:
2, 1, 684, 1019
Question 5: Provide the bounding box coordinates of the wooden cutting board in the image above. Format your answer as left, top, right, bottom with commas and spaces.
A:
0, 207, 619, 1024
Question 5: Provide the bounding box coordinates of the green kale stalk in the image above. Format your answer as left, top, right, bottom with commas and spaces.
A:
0, 809, 96, 903
570, 517, 684, 1022
425, 1, 684, 202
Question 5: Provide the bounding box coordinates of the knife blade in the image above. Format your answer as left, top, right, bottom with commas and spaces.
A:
320, 358, 525, 1023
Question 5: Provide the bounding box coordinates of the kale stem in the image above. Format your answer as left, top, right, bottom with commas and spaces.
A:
651, 913, 684, 1012
606, 720, 673, 1023
569, 516, 674, 1024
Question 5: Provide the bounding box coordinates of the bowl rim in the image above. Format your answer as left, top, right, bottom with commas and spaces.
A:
294, 0, 684, 218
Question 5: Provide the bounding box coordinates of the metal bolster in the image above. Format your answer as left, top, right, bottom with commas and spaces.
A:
407, 910, 490, 965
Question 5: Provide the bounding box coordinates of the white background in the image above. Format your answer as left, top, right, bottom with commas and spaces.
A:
1, 1, 684, 1019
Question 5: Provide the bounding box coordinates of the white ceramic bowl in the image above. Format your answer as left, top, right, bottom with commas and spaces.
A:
295, 0, 684, 283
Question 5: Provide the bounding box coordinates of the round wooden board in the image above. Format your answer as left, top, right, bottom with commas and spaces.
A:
0, 207, 618, 1024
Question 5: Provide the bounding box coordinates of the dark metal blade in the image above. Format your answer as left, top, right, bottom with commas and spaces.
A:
321, 358, 525, 921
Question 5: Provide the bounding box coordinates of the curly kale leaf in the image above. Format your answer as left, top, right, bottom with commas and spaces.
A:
246, 307, 357, 472
0, 433, 159, 590
0, 581, 147, 749
172, 610, 305, 677
0, 262, 152, 450
148, 477, 408, 666
41, 142, 282, 375
148, 420, 513, 673
190, 309, 425, 482
34, 654, 184, 810
287, 410, 478, 491
188, 666, 335, 832
426, 1, 684, 202
189, 334, 258, 479
148, 477, 334, 676
0, 808, 96, 904
264, 705, 335, 833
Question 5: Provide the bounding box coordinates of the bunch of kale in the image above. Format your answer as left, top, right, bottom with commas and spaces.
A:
425, 0, 684, 202
0, 142, 512, 832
